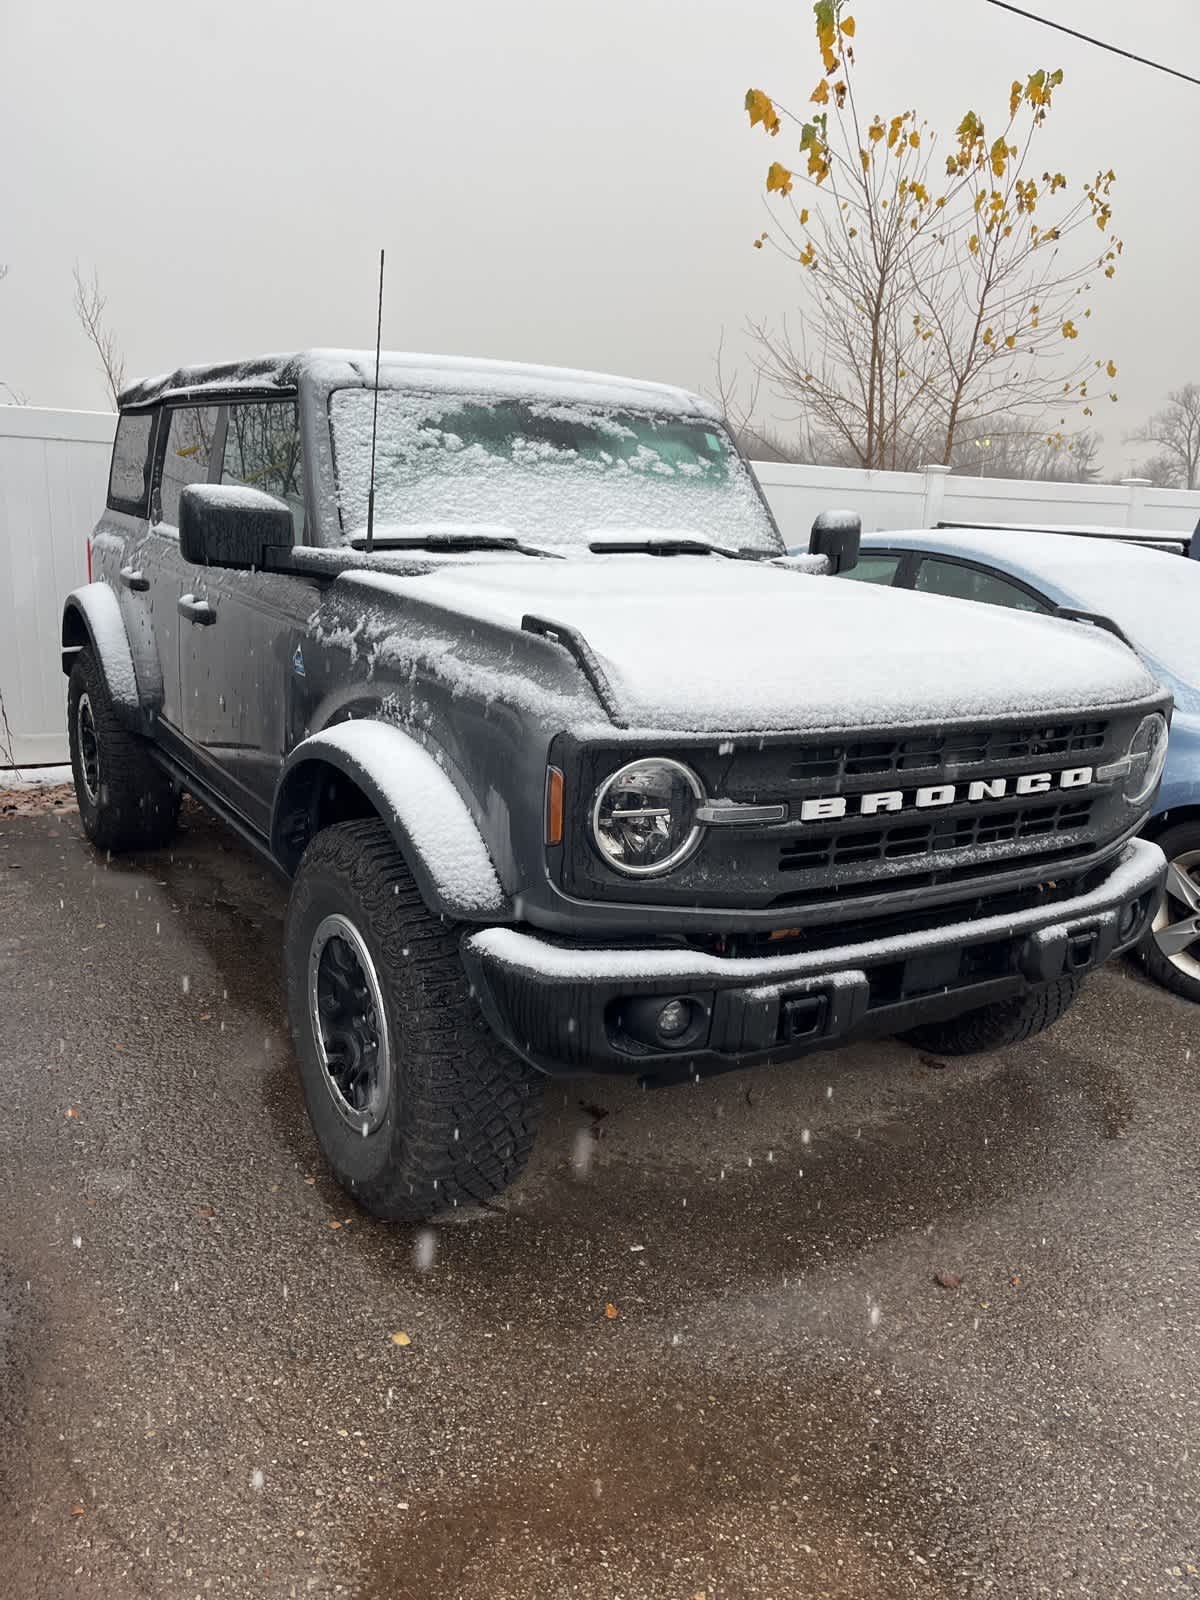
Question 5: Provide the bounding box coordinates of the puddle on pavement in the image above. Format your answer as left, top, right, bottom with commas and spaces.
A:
353, 1364, 959, 1600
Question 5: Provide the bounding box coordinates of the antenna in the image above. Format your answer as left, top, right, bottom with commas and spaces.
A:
365, 247, 385, 553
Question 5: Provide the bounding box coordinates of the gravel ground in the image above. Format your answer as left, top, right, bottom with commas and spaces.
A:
0, 793, 1198, 1599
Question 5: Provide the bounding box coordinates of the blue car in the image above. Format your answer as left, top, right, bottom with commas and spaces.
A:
839, 523, 1200, 1002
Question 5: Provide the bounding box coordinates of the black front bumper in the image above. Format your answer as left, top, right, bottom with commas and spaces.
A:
462, 839, 1165, 1081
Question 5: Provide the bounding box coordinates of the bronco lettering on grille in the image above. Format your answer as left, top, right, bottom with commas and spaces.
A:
798, 766, 1094, 824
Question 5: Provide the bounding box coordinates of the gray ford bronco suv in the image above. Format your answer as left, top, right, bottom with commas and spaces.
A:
63, 350, 1169, 1218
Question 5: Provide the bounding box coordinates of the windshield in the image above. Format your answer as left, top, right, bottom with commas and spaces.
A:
328, 388, 782, 555
1054, 547, 1200, 692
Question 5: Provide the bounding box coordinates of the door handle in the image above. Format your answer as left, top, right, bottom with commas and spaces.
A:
178, 593, 216, 626
120, 565, 149, 592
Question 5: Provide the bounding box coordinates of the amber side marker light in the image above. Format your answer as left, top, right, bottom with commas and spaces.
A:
545, 766, 565, 846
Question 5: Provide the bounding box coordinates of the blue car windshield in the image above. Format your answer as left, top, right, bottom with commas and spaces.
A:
1052, 548, 1200, 692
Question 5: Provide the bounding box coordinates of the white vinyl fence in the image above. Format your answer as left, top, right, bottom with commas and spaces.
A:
0, 407, 116, 768
755, 460, 1200, 548
1, 402, 1199, 770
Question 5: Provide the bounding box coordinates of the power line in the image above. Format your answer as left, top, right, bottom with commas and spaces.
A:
984, 0, 1200, 87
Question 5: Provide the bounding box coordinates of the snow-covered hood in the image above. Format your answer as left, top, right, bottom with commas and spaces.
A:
346, 556, 1164, 734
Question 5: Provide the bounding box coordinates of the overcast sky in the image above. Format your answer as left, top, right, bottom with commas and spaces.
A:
2, 0, 1198, 475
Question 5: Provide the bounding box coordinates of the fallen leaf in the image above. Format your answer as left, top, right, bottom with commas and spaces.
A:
604, 1302, 620, 1320
69, 1504, 85, 1517
197, 1204, 216, 1219
328, 1220, 342, 1230
390, 1331, 412, 1347
933, 1270, 962, 1290
65, 1107, 79, 1119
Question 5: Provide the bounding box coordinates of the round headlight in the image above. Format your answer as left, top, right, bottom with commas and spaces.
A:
1125, 713, 1169, 806
591, 758, 705, 876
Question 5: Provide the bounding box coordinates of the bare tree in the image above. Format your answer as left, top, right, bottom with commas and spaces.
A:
950, 426, 1102, 482
1126, 385, 1200, 490
72, 263, 126, 407
711, 334, 829, 463
1130, 452, 1181, 489
741, 3, 1122, 471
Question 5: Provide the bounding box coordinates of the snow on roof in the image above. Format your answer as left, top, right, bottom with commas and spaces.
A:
940, 520, 1189, 548
340, 553, 1159, 734
119, 349, 716, 418
865, 524, 1190, 581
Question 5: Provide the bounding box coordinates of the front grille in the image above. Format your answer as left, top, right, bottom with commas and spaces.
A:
553, 703, 1152, 914
779, 797, 1095, 873
786, 720, 1109, 784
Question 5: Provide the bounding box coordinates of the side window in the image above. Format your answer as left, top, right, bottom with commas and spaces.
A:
914, 557, 1048, 613
222, 401, 305, 533
158, 406, 220, 527
107, 411, 155, 513
839, 554, 902, 586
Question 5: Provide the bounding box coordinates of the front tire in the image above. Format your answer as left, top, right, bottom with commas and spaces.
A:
67, 647, 178, 853
900, 975, 1082, 1057
1136, 823, 1200, 1002
284, 819, 544, 1220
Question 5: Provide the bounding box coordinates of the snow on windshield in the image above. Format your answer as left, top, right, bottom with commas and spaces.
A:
1031, 543, 1200, 690
328, 389, 781, 554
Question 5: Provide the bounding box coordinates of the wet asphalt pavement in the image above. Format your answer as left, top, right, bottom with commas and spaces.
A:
0, 798, 1198, 1600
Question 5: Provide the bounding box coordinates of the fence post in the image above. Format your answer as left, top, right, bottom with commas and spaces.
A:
1120, 477, 1151, 528
920, 464, 952, 527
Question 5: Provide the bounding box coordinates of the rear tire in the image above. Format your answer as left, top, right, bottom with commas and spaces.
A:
900, 975, 1082, 1057
284, 819, 544, 1221
1136, 822, 1200, 1003
67, 647, 178, 853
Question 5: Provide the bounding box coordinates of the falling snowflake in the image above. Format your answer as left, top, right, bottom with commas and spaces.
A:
571, 1129, 593, 1178
413, 1230, 437, 1272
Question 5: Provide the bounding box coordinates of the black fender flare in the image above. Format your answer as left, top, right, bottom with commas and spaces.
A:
61, 584, 141, 722
272, 722, 510, 921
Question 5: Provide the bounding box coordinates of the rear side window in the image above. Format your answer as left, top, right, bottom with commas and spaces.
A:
222, 400, 305, 532
107, 412, 155, 513
840, 553, 902, 586
158, 406, 220, 526
914, 557, 1048, 613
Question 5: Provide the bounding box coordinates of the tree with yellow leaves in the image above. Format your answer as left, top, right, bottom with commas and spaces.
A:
739, 1, 1122, 470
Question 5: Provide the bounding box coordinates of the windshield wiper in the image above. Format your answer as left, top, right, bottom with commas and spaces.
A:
349, 533, 560, 558
587, 537, 770, 560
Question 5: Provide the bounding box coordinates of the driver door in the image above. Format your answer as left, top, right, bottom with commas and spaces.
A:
176, 397, 318, 832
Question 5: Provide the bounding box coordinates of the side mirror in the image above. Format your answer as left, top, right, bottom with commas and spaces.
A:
179, 484, 295, 569
809, 510, 862, 575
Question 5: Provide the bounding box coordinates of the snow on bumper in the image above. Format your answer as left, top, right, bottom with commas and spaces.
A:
461, 838, 1166, 1079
